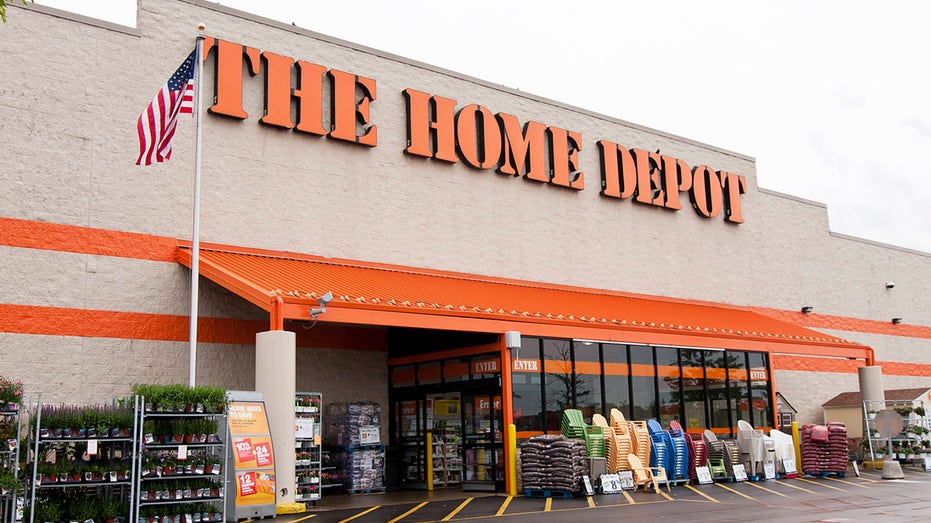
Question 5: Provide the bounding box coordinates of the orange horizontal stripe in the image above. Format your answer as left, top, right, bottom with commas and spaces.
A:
772, 354, 931, 377
0, 303, 385, 350
603, 362, 628, 376
574, 361, 601, 375
0, 217, 176, 261
750, 305, 931, 340
630, 363, 654, 376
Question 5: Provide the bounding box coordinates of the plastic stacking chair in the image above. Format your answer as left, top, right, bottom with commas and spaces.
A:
627, 453, 670, 493
702, 430, 728, 480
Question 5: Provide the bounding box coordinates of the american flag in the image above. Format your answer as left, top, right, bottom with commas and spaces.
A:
136, 49, 197, 166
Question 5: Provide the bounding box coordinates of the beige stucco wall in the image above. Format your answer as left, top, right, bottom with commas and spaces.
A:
0, 0, 928, 418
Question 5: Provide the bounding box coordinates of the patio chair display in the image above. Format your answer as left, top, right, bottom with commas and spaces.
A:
737, 419, 766, 477
702, 430, 728, 480
665, 421, 690, 483
647, 419, 673, 479
608, 409, 632, 471
626, 453, 670, 492
629, 420, 651, 468
560, 409, 605, 458
769, 429, 797, 477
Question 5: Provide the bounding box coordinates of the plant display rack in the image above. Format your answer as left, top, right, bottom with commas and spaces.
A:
294, 392, 322, 504
431, 419, 461, 486
1, 403, 23, 523
135, 391, 228, 523
862, 400, 931, 464
26, 396, 138, 523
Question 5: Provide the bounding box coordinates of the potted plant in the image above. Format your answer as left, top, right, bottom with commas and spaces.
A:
914, 406, 926, 417
33, 497, 63, 523
0, 374, 24, 411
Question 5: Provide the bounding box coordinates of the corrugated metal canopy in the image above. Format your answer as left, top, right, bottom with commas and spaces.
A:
176, 242, 869, 358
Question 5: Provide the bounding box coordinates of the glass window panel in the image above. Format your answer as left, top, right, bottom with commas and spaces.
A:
602, 343, 630, 419
543, 339, 574, 432
512, 338, 543, 432
417, 362, 441, 385
655, 347, 681, 426
573, 341, 602, 423
727, 351, 750, 428
748, 352, 772, 428
680, 349, 706, 431
629, 345, 656, 420
390, 365, 415, 388
444, 359, 469, 382
704, 350, 729, 431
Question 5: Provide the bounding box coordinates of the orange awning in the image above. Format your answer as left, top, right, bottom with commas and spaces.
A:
176, 242, 872, 361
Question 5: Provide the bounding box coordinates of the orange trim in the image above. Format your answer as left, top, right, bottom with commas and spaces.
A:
630, 363, 654, 377
603, 362, 628, 376
750, 306, 931, 341
0, 217, 176, 261
500, 337, 514, 491
773, 354, 931, 377
0, 303, 386, 350
386, 343, 499, 366
574, 361, 601, 375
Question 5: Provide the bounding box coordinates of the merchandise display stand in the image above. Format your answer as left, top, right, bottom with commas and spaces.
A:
327, 402, 385, 494
0, 404, 22, 523
27, 396, 137, 523
295, 392, 322, 505
223, 392, 273, 520
138, 396, 227, 523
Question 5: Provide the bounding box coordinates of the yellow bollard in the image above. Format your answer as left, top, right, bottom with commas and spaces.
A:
426, 430, 433, 491
791, 421, 802, 474
508, 424, 518, 496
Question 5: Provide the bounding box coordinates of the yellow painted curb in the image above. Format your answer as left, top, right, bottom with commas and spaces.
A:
276, 502, 307, 514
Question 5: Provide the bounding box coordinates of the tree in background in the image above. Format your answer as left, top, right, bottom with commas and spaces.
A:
1, 0, 31, 24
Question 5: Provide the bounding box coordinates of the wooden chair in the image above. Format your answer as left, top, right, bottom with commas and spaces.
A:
627, 453, 670, 493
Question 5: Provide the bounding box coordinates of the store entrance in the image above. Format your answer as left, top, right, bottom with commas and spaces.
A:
390, 376, 503, 492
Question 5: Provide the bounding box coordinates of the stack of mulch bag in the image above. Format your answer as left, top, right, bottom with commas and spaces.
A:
800, 422, 847, 474
520, 434, 588, 492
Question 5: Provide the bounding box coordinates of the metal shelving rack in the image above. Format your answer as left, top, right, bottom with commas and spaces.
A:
135, 397, 227, 523
295, 392, 322, 504
0, 405, 23, 523
26, 396, 138, 523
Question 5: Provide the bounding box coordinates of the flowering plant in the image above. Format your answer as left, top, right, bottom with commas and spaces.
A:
0, 375, 23, 404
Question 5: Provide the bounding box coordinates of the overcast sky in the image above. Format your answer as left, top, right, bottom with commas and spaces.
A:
33, 0, 931, 253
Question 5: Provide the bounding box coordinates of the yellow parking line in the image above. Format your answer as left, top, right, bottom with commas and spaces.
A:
494, 496, 513, 516
823, 476, 870, 488
622, 490, 636, 504
289, 515, 317, 522
778, 480, 818, 494
442, 497, 473, 521
714, 482, 758, 502
586, 495, 596, 508
544, 497, 552, 512
795, 477, 844, 491
656, 489, 674, 501
684, 484, 720, 503
387, 501, 428, 523
337, 506, 381, 523
746, 481, 792, 499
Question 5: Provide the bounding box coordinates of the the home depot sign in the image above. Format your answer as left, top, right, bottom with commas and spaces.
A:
204, 38, 746, 223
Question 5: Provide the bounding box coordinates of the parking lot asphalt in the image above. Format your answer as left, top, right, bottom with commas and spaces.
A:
270, 465, 931, 523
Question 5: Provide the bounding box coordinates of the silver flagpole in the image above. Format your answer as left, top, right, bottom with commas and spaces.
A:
189, 25, 206, 387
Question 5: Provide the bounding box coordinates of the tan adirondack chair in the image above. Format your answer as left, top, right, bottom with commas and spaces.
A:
626, 453, 670, 493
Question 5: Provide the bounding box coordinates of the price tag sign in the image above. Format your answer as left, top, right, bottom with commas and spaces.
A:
600, 473, 622, 494
696, 466, 713, 484
177, 445, 188, 460
360, 426, 381, 445
581, 475, 594, 496
763, 462, 776, 480
733, 463, 748, 482
923, 456, 931, 472
618, 470, 635, 490
782, 458, 797, 475
87, 439, 98, 456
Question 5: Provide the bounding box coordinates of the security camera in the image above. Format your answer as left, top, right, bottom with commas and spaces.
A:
318, 291, 333, 305
885, 282, 895, 289
309, 291, 334, 319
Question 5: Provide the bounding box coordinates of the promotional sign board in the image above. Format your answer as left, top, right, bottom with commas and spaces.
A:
226, 399, 276, 517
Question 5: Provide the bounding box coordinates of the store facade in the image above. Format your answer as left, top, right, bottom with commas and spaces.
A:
2, 0, 930, 500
